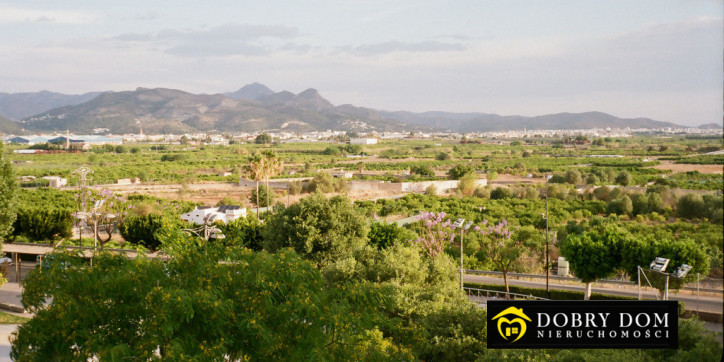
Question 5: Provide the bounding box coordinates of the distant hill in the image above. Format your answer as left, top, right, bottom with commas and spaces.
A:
380, 110, 682, 132
223, 83, 274, 100
698, 123, 722, 130
0, 114, 22, 134
19, 86, 407, 134
0, 90, 102, 120
9, 83, 687, 134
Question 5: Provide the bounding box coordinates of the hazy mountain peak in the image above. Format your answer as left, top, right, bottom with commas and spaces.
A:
291, 88, 334, 111
225, 83, 274, 100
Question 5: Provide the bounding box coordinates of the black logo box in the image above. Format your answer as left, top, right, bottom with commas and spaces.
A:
487, 300, 678, 349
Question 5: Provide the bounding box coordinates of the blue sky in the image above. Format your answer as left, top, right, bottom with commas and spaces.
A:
1, 0, 721, 126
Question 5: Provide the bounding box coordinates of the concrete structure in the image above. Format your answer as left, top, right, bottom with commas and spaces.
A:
350, 138, 378, 145
116, 178, 140, 185
331, 171, 354, 178
41, 176, 67, 188
180, 205, 246, 225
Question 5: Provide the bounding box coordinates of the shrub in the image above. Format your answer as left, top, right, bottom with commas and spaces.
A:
410, 165, 435, 177
424, 185, 438, 196
160, 154, 187, 162
119, 214, 167, 251
615, 171, 633, 186
677, 193, 706, 219
490, 187, 513, 200
447, 164, 474, 180
436, 152, 451, 161
13, 207, 73, 241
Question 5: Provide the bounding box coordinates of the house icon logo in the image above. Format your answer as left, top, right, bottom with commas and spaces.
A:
492, 306, 532, 343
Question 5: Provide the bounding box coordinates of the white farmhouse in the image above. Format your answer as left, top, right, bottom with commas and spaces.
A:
350, 138, 378, 145
180, 205, 247, 225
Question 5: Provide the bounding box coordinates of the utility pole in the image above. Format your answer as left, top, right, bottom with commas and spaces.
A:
545, 172, 550, 299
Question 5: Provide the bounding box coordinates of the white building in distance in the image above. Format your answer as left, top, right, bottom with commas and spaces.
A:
180, 205, 247, 225
350, 138, 378, 145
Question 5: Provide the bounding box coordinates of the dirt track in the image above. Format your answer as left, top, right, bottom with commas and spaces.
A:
89, 181, 408, 206
648, 161, 723, 174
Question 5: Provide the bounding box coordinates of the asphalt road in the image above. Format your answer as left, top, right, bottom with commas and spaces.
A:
465, 274, 724, 314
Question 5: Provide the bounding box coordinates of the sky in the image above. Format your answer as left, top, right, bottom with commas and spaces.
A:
0, 0, 722, 126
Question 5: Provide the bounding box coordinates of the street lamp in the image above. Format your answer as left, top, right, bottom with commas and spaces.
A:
453, 218, 473, 290
639, 258, 691, 301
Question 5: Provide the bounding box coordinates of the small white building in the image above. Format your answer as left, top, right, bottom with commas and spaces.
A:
180, 205, 247, 225
350, 138, 378, 145
331, 171, 354, 178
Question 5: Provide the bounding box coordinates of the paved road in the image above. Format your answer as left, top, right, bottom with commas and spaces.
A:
465, 274, 724, 314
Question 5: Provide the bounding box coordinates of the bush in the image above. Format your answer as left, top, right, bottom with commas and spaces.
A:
424, 185, 438, 196
565, 169, 582, 185
12, 207, 73, 241
436, 152, 451, 161
677, 193, 706, 219
254, 133, 272, 144
410, 165, 435, 177
615, 171, 633, 186
217, 215, 263, 250
607, 195, 633, 216
447, 164, 474, 180
368, 222, 412, 249
457, 173, 478, 196
322, 146, 341, 156
306, 172, 347, 193
473, 187, 490, 199
288, 181, 303, 195
160, 154, 187, 162
490, 187, 513, 200
119, 214, 167, 251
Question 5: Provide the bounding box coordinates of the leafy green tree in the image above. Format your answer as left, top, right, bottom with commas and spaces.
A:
216, 214, 263, 250
436, 152, 451, 161
619, 236, 709, 296
457, 173, 478, 196
677, 193, 706, 219
368, 222, 414, 249
119, 214, 168, 251
560, 227, 625, 299
447, 164, 474, 179
0, 142, 17, 242
322, 146, 341, 156
254, 132, 272, 144
615, 171, 633, 186
476, 220, 528, 294
263, 193, 370, 264
13, 208, 72, 241
12, 247, 413, 360
410, 164, 435, 177
606, 195, 633, 216
490, 187, 513, 200
565, 169, 582, 185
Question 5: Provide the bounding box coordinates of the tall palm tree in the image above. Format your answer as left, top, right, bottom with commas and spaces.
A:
261, 151, 282, 209
246, 155, 265, 218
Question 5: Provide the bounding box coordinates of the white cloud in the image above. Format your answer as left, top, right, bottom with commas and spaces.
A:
0, 6, 95, 24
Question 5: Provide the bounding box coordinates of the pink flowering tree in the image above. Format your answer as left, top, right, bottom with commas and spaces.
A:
476, 219, 526, 296
73, 189, 132, 246
413, 212, 456, 258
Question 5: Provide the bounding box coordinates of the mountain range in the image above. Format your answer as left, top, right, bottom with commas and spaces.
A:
0, 83, 692, 134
